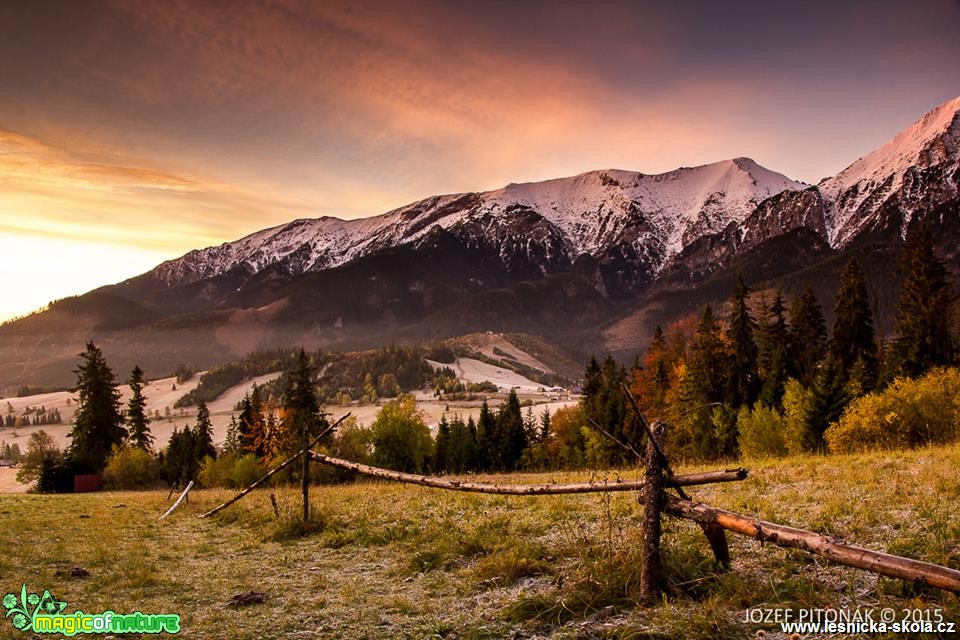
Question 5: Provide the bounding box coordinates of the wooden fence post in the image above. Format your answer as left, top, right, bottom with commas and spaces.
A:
640, 422, 666, 603
302, 421, 310, 523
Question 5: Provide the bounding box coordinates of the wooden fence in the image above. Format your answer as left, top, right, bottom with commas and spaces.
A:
196, 392, 960, 599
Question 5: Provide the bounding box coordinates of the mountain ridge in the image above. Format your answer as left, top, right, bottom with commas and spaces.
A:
2, 95, 959, 389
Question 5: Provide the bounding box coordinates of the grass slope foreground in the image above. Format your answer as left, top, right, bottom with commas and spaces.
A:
1, 445, 958, 639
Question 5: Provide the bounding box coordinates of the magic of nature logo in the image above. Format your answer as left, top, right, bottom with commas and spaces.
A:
3, 584, 180, 635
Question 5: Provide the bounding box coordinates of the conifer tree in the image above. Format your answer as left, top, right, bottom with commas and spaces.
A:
539, 408, 551, 442
830, 258, 877, 392
238, 385, 267, 457
894, 223, 956, 377
475, 401, 494, 471
497, 389, 526, 471
676, 306, 729, 459
223, 415, 241, 455
465, 415, 480, 472
193, 400, 217, 462
433, 416, 451, 473
789, 287, 828, 387
282, 349, 327, 457
726, 274, 759, 407
126, 366, 153, 451
757, 291, 792, 406
68, 342, 126, 472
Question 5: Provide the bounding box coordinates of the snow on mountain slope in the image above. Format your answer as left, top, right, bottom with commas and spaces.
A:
820, 96, 960, 247
153, 159, 804, 286
486, 158, 805, 256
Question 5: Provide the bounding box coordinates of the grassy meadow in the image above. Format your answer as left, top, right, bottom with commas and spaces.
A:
2, 445, 959, 639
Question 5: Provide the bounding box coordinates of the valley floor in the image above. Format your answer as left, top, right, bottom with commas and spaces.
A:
2, 446, 958, 638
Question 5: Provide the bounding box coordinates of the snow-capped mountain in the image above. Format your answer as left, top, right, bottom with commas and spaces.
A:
152, 158, 805, 289
819, 96, 960, 247
3, 96, 959, 390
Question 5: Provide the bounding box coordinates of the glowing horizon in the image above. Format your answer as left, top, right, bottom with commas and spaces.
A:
1, 0, 959, 321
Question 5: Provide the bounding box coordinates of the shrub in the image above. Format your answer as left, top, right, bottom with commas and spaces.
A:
736, 403, 788, 458
782, 378, 815, 454
825, 368, 960, 453
198, 453, 239, 488
371, 395, 433, 473
102, 446, 161, 489
230, 454, 268, 487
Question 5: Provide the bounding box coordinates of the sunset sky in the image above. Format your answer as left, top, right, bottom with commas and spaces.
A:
1, 0, 958, 321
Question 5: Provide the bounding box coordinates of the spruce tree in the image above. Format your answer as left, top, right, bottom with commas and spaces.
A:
475, 401, 494, 471
193, 401, 217, 462
726, 274, 759, 408
830, 259, 877, 392
497, 389, 526, 470
238, 385, 267, 457
433, 416, 451, 473
539, 408, 551, 442
757, 291, 792, 406
68, 342, 126, 472
677, 306, 729, 459
789, 287, 828, 387
894, 223, 956, 377
223, 416, 241, 455
282, 349, 327, 458
126, 366, 153, 451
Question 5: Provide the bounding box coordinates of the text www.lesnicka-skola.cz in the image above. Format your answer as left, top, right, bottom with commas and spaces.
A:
745, 607, 956, 635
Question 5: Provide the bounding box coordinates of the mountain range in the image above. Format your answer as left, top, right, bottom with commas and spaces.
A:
3, 95, 959, 390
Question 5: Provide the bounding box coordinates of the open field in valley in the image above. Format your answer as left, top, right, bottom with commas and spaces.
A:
1, 445, 958, 639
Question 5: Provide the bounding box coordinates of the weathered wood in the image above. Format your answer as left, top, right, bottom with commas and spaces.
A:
640, 422, 666, 603
159, 480, 194, 519
309, 451, 745, 494
198, 414, 349, 519
302, 421, 310, 522
663, 494, 960, 594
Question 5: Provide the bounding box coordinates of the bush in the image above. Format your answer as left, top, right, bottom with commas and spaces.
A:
230, 454, 268, 487
825, 368, 960, 453
782, 378, 815, 454
371, 395, 433, 473
736, 403, 788, 458
198, 453, 237, 488
102, 446, 161, 489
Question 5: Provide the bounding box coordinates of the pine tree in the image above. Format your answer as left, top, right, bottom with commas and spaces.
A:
726, 274, 759, 408
465, 415, 480, 472
223, 415, 242, 455
894, 223, 956, 377
830, 258, 877, 392
282, 349, 327, 458
789, 287, 828, 387
497, 389, 526, 471
68, 342, 126, 472
238, 385, 267, 457
193, 401, 217, 462
433, 416, 451, 473
126, 366, 153, 451
757, 291, 792, 406
539, 408, 551, 442
475, 401, 494, 471
676, 306, 730, 459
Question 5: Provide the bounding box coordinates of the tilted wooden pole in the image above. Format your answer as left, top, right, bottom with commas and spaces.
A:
663, 493, 960, 594
308, 450, 745, 494
159, 481, 194, 520
198, 414, 350, 519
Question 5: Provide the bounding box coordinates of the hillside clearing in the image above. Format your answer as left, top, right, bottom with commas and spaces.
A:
2, 446, 958, 638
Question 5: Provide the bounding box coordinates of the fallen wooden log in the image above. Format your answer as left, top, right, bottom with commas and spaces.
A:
198, 414, 349, 519
309, 451, 747, 494
663, 493, 960, 594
